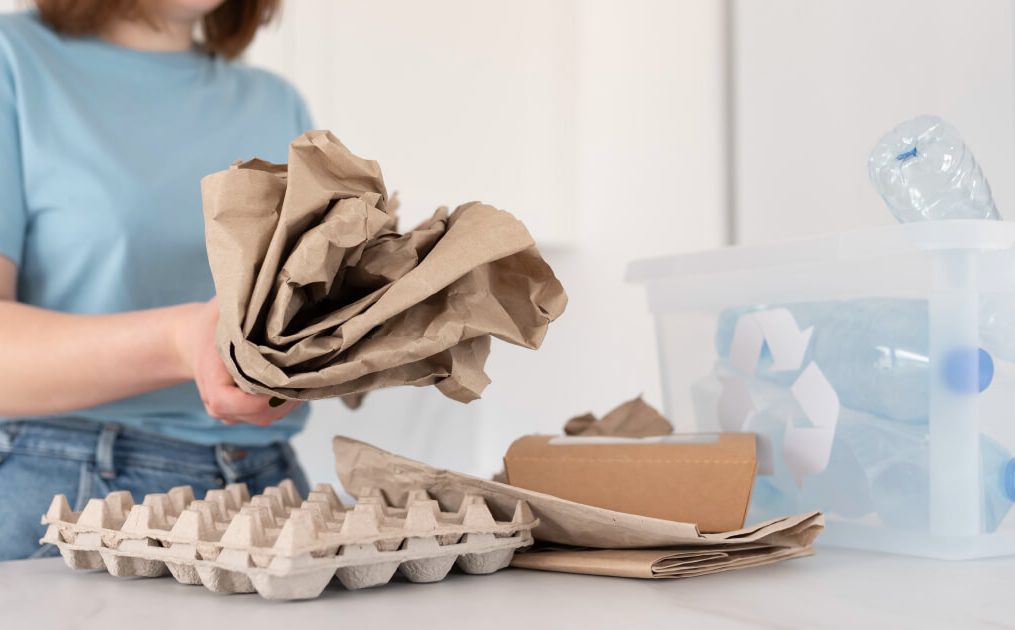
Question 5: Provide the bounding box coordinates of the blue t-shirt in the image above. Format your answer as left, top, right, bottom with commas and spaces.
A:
0, 12, 311, 446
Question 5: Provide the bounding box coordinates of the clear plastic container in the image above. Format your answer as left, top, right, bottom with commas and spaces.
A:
627, 220, 1015, 559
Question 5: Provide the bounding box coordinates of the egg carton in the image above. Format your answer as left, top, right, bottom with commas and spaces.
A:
40, 480, 537, 600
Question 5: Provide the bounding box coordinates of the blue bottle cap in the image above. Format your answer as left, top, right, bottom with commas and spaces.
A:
1005, 458, 1015, 503
943, 347, 994, 393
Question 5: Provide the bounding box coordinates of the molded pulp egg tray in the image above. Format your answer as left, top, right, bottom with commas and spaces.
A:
40, 479, 537, 600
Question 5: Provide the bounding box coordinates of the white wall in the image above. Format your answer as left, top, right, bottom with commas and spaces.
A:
732, 0, 1015, 243
246, 0, 578, 247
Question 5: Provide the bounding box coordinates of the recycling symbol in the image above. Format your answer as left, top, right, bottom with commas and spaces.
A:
717, 309, 840, 486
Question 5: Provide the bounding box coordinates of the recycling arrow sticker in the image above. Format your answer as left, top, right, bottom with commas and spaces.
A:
729, 308, 814, 375
718, 308, 840, 486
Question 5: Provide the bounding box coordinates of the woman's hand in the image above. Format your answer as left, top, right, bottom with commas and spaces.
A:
175, 298, 301, 426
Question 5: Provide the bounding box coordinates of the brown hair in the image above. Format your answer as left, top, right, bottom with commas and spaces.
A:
35, 0, 280, 59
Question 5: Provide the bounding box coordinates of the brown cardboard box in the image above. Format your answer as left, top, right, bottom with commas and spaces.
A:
503, 433, 757, 533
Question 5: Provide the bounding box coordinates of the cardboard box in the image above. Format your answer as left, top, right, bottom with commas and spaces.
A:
503, 433, 757, 533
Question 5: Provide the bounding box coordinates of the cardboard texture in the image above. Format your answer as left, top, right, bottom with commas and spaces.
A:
201, 130, 567, 406
503, 433, 757, 533
40, 480, 536, 600
563, 396, 673, 437
334, 436, 823, 575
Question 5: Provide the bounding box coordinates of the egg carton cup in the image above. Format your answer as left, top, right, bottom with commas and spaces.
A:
40, 479, 537, 600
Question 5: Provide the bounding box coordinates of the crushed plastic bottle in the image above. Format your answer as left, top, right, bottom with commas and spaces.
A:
868, 115, 1000, 222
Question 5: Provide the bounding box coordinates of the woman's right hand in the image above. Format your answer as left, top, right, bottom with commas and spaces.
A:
174, 298, 301, 426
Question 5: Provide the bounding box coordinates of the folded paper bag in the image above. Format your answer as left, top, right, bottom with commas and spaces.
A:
510, 543, 815, 579
202, 130, 566, 406
503, 433, 757, 533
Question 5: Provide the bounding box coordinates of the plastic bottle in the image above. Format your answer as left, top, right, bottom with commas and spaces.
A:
868, 115, 1000, 222
714, 298, 994, 422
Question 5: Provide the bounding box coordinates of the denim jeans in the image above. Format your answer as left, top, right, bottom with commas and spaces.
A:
0, 418, 310, 561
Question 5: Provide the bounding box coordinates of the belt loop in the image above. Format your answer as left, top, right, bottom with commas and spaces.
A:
95, 423, 120, 479
214, 444, 239, 484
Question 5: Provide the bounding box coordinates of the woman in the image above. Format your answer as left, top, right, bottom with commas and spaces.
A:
0, 0, 312, 560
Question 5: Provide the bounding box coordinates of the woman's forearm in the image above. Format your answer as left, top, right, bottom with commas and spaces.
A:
0, 301, 201, 416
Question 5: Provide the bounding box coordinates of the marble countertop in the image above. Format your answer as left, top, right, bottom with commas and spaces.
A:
1, 548, 1009, 629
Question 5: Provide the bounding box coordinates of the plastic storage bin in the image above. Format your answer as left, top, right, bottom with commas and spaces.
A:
627, 220, 1015, 559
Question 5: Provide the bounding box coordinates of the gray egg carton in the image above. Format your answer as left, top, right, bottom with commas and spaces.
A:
40, 480, 537, 600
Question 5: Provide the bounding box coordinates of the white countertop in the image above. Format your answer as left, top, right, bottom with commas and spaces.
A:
1, 549, 1010, 629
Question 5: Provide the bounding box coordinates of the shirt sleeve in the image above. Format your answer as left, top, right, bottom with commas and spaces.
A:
0, 45, 26, 268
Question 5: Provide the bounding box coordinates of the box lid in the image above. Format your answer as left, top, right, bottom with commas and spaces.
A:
626, 220, 1015, 284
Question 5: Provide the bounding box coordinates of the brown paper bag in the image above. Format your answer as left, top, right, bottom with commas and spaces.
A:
202, 130, 566, 405
510, 543, 814, 579
563, 395, 674, 437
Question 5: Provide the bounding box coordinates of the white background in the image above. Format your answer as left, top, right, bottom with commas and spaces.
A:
2, 0, 1011, 485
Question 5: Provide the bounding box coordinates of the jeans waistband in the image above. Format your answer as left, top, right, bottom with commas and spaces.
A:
0, 418, 297, 480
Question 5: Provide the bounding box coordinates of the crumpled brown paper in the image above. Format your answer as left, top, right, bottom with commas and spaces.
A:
563, 395, 673, 437
334, 436, 822, 550
491, 396, 674, 483
202, 131, 567, 405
